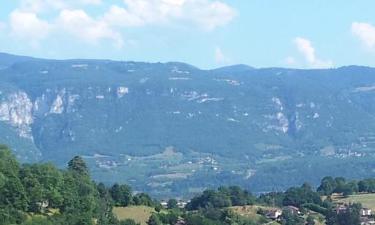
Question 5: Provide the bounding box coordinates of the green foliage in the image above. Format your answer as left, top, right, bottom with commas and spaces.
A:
132, 193, 156, 207
283, 183, 322, 207
157, 211, 179, 224
257, 192, 285, 207
0, 146, 117, 225
306, 215, 315, 225
21, 217, 53, 225
302, 203, 328, 215
326, 203, 362, 225
167, 199, 178, 209
3, 55, 375, 197
0, 207, 26, 225
110, 184, 132, 207
318, 176, 375, 196
187, 186, 254, 210
146, 214, 162, 225
358, 179, 375, 193
68, 156, 89, 176
280, 209, 304, 225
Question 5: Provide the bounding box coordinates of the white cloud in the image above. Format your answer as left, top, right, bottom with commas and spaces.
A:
10, 10, 51, 44
351, 22, 375, 49
188, 1, 235, 31
103, 5, 144, 27
104, 0, 236, 30
215, 47, 230, 64
57, 9, 123, 47
293, 37, 333, 68
19, 0, 101, 13
5, 0, 233, 48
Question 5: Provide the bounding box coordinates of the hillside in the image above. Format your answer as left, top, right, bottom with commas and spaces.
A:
333, 193, 375, 211
0, 53, 375, 197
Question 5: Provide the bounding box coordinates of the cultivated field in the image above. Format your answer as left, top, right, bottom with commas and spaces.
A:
113, 206, 155, 225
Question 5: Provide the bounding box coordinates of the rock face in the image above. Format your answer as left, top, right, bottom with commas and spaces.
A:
0, 91, 33, 139
0, 53, 375, 197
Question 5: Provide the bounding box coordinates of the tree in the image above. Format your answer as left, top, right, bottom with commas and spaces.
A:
147, 214, 162, 225
358, 180, 369, 193
0, 151, 28, 212
167, 199, 178, 209
280, 209, 304, 225
110, 184, 132, 207
317, 176, 336, 195
326, 203, 362, 225
132, 193, 155, 207
186, 189, 232, 210
283, 183, 322, 207
68, 156, 89, 176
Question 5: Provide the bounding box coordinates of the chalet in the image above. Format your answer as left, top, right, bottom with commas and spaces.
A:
266, 209, 282, 220
283, 206, 301, 215
361, 208, 373, 217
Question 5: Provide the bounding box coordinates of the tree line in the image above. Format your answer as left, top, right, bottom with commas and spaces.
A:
0, 145, 155, 225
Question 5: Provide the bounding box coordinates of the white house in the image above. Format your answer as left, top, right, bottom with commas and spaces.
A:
361, 208, 372, 217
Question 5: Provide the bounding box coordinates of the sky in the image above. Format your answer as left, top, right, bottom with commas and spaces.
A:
1, 0, 375, 69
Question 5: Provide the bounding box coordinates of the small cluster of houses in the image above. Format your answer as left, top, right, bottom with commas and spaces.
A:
160, 200, 188, 209
335, 203, 374, 225
265, 205, 301, 220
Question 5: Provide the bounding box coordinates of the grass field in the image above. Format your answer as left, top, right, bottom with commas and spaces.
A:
332, 193, 375, 210
229, 205, 279, 225
113, 206, 155, 225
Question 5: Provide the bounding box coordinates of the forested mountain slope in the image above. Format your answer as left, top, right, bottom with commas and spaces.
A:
0, 53, 375, 197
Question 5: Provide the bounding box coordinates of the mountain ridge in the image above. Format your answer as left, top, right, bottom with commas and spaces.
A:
3, 52, 374, 71
0, 52, 375, 197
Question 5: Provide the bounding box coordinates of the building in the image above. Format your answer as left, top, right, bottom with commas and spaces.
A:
174, 218, 186, 225
283, 206, 301, 215
177, 200, 187, 209
266, 209, 282, 220
335, 204, 349, 214
361, 208, 373, 217
160, 201, 168, 208
360, 217, 375, 225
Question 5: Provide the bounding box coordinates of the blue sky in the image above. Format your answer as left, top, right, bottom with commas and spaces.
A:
0, 0, 375, 69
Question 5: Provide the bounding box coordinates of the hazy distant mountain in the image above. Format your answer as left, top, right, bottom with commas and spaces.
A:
0, 53, 374, 197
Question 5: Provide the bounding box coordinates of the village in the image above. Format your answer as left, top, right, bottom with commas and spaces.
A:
263, 203, 374, 225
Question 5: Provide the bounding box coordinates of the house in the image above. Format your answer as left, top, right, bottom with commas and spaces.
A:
174, 218, 186, 225
360, 217, 375, 225
361, 208, 373, 217
160, 201, 168, 208
283, 206, 301, 215
335, 204, 349, 214
177, 200, 187, 209
36, 200, 49, 212
266, 209, 282, 220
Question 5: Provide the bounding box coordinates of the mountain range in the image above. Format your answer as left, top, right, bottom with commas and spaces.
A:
0, 52, 375, 198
